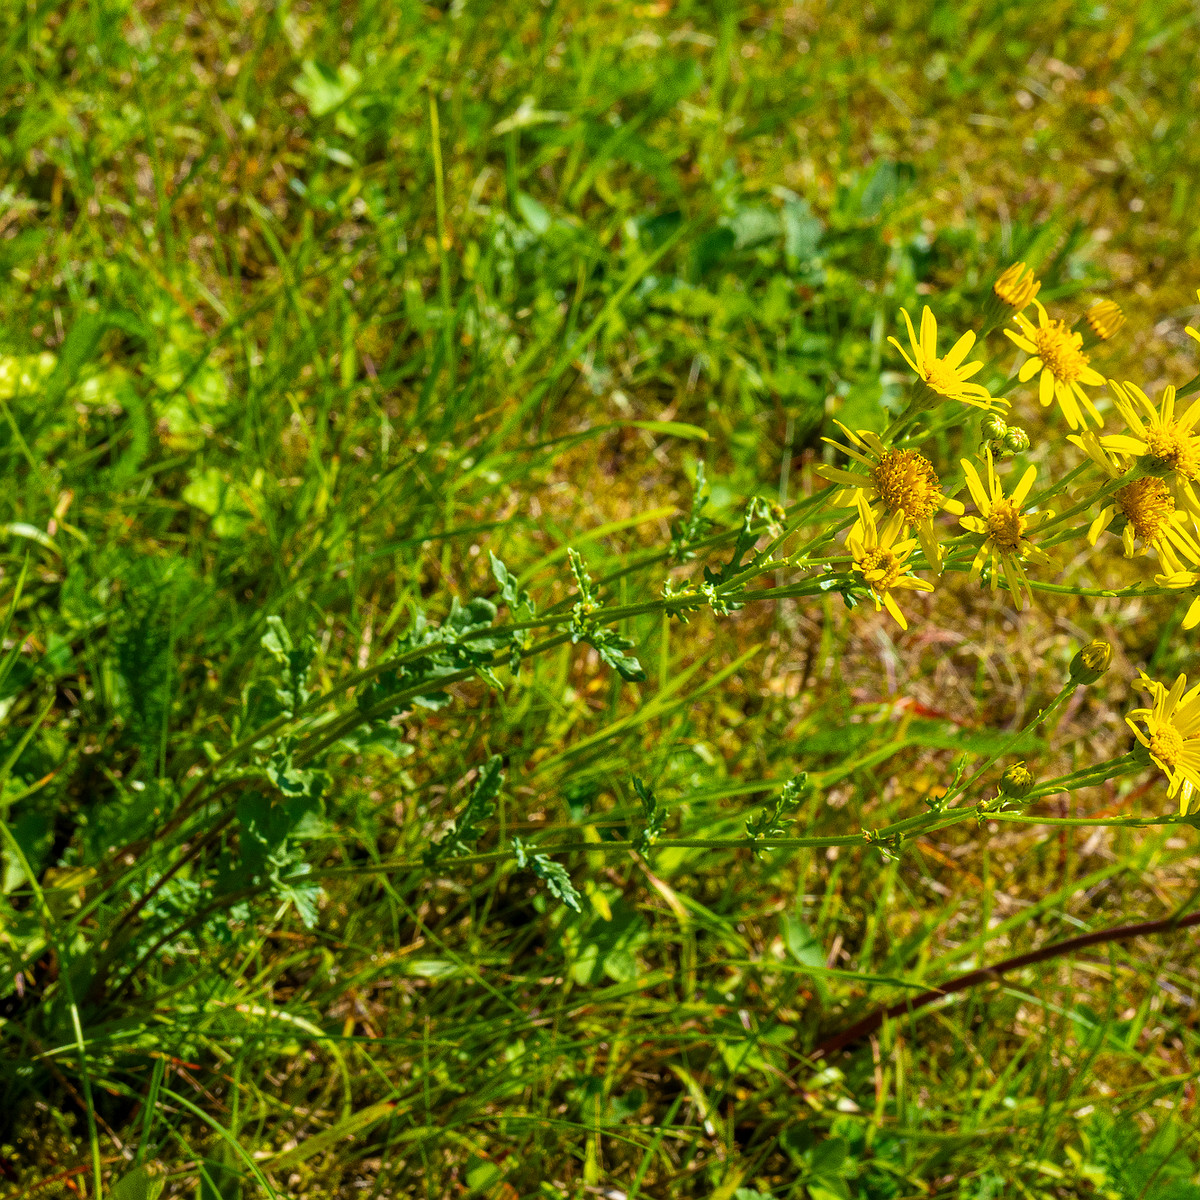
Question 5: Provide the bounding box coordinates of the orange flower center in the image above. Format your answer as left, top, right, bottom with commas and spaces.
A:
1145, 425, 1200, 480
986, 499, 1026, 550
1149, 723, 1185, 769
856, 547, 905, 591
870, 449, 942, 521
1116, 477, 1175, 542
1032, 320, 1089, 383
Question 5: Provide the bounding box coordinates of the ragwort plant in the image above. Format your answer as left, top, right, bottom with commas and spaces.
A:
4, 1, 1200, 1194
5, 257, 1200, 1194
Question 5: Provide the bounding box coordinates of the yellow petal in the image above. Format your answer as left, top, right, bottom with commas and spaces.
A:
1038, 367, 1054, 407
1072, 382, 1104, 428
1165, 673, 1188, 717
1056, 379, 1084, 429
945, 329, 975, 370
1087, 506, 1115, 546
959, 458, 989, 511
900, 308, 921, 364
1011, 464, 1037, 507
1102, 434, 1148, 456
887, 335, 920, 377
882, 590, 908, 629
920, 306, 937, 362
814, 465, 870, 488
1177, 397, 1200, 434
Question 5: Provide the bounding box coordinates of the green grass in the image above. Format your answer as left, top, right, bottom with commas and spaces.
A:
2, 1, 1200, 1196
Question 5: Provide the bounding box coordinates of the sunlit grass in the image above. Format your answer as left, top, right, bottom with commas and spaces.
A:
1, 2, 1199, 1197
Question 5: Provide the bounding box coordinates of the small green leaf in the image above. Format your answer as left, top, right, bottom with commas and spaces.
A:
512, 837, 582, 912
633, 776, 666, 853
293, 60, 362, 117
109, 1164, 166, 1200
425, 756, 504, 863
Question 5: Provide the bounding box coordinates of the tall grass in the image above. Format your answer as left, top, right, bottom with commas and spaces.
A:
2, 2, 1200, 1197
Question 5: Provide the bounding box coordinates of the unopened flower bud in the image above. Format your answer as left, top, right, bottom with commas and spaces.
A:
1076, 299, 1126, 350
993, 263, 1040, 311
980, 263, 1042, 336
999, 762, 1035, 800
981, 414, 1008, 441
1069, 639, 1113, 685
1003, 427, 1030, 454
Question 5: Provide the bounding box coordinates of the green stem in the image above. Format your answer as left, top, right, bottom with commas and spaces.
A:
1024, 752, 1142, 800
1035, 472, 1126, 536
938, 683, 1077, 812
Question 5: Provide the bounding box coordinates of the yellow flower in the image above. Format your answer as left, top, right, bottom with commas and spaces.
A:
1005, 300, 1106, 430
1125, 672, 1200, 814
1097, 381, 1200, 519
814, 422, 965, 569
1186, 288, 1200, 347
1087, 475, 1200, 572
958, 449, 1054, 609
992, 262, 1041, 311
846, 497, 934, 630
887, 306, 1002, 412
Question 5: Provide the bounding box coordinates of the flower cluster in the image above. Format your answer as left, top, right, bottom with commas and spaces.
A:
812, 265, 1200, 810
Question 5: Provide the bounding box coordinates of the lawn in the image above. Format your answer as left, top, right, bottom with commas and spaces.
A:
2, 1, 1200, 1196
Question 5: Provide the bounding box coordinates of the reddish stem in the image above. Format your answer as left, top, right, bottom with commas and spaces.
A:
811, 910, 1200, 1059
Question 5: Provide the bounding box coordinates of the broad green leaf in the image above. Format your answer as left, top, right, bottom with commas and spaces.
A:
109, 1164, 166, 1200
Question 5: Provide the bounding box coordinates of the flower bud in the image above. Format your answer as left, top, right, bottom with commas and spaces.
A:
993, 263, 1040, 311
1003, 427, 1030, 454
1069, 639, 1113, 685
1076, 299, 1125, 350
980, 263, 1042, 336
980, 414, 1008, 442
999, 762, 1035, 800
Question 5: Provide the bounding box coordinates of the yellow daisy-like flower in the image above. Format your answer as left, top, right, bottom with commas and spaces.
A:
1087, 476, 1200, 572
1125, 672, 1200, 814
846, 497, 934, 631
887, 306, 1002, 412
1186, 288, 1200, 347
1098, 381, 1200, 520
958, 449, 1054, 609
1005, 300, 1106, 430
814, 422, 965, 570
